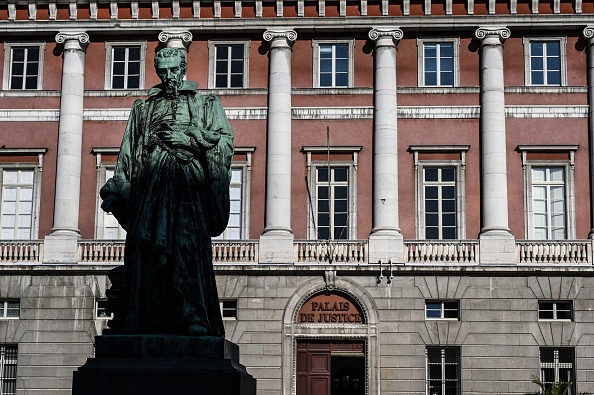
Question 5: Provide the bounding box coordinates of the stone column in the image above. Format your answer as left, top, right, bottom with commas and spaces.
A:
44, 31, 89, 263
158, 30, 193, 54
475, 26, 515, 264
259, 29, 297, 263
368, 27, 404, 264
584, 26, 594, 238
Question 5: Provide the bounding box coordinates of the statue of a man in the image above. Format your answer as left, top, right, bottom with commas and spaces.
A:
100, 47, 233, 337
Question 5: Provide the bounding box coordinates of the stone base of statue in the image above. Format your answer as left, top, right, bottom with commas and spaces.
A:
72, 334, 256, 395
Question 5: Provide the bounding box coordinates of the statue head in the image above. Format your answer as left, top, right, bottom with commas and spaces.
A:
154, 47, 187, 98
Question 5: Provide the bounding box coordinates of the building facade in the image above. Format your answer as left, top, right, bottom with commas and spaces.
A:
1, 0, 594, 394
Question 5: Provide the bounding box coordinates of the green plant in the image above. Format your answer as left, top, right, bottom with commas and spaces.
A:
524, 375, 591, 395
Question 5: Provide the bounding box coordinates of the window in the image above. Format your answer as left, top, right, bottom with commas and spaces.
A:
411, 146, 469, 240
95, 299, 112, 319
304, 146, 360, 240
104, 42, 146, 90
208, 41, 250, 89
425, 301, 459, 320
523, 38, 567, 86
1, 169, 35, 240
214, 167, 245, 239
97, 167, 126, 240
0, 301, 19, 319
539, 348, 575, 394
518, 146, 577, 240
3, 43, 45, 90
538, 301, 572, 321
220, 299, 237, 320
418, 39, 459, 87
426, 347, 461, 395
0, 345, 17, 395
313, 40, 354, 88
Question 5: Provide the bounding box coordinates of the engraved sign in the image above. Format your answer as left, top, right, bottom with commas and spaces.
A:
297, 291, 365, 324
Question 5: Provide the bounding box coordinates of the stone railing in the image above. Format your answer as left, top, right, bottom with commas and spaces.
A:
404, 240, 479, 263
212, 240, 259, 263
294, 240, 368, 263
0, 240, 43, 263
77, 240, 259, 263
78, 240, 126, 263
516, 240, 592, 264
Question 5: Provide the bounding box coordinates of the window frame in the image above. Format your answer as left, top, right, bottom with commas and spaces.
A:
425, 300, 460, 320
0, 344, 18, 395
207, 40, 250, 89
219, 299, 238, 320
0, 300, 20, 319
95, 299, 113, 320
312, 39, 355, 89
426, 346, 461, 395
417, 38, 460, 87
518, 146, 577, 240
3, 42, 46, 91
0, 149, 46, 241
538, 300, 573, 321
104, 41, 147, 90
539, 347, 576, 394
410, 146, 469, 240
92, 148, 126, 240
303, 146, 361, 240
523, 37, 567, 87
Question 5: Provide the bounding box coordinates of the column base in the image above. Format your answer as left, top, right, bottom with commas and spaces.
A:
478, 230, 515, 265
259, 230, 294, 264
43, 232, 80, 263
368, 230, 404, 264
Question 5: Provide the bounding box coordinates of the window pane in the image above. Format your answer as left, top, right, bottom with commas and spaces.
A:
335, 73, 348, 87
128, 46, 141, 60
440, 43, 453, 58
546, 42, 560, 57
334, 168, 348, 182
335, 44, 349, 58
425, 168, 438, 182
230, 74, 243, 88
113, 47, 126, 61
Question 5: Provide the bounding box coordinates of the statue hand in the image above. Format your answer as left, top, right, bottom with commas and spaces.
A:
157, 130, 193, 148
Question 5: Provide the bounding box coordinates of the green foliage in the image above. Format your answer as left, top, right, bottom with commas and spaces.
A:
524, 376, 591, 395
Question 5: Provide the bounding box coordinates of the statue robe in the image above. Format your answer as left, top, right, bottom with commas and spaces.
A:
101, 80, 233, 336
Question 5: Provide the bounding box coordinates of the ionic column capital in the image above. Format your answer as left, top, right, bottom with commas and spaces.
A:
583, 26, 594, 44
158, 30, 193, 52
55, 31, 89, 51
369, 27, 403, 47
263, 29, 297, 49
475, 26, 510, 46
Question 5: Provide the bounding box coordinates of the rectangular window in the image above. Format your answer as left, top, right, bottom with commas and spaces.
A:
531, 167, 566, 240
8, 46, 40, 90
95, 299, 112, 319
524, 38, 566, 86
540, 348, 575, 394
0, 301, 19, 319
215, 45, 244, 88
1, 169, 34, 240
425, 301, 459, 320
220, 299, 238, 320
423, 167, 457, 240
208, 41, 249, 89
426, 347, 461, 395
101, 168, 126, 240
316, 167, 349, 240
538, 301, 572, 321
417, 39, 459, 88
313, 40, 354, 88
104, 42, 146, 90
214, 168, 243, 239
0, 345, 17, 395
423, 43, 454, 87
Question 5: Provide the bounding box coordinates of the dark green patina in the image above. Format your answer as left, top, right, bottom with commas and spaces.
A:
100, 47, 233, 337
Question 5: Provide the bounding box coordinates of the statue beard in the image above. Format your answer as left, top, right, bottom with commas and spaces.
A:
165, 79, 180, 99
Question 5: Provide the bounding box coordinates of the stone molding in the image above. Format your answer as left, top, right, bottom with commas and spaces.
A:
55, 31, 89, 51
368, 27, 403, 46
158, 30, 193, 51
475, 26, 511, 46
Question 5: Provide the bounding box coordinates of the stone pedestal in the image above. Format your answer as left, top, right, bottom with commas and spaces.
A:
72, 335, 256, 395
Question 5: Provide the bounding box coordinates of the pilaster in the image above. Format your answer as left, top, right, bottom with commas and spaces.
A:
367, 27, 404, 264
45, 31, 89, 263
259, 29, 297, 263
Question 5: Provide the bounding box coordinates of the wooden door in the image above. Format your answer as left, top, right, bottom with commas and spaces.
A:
297, 343, 331, 395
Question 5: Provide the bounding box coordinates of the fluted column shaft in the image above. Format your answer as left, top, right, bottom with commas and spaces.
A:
476, 27, 512, 237
369, 27, 403, 236
584, 27, 594, 237
51, 32, 89, 237
262, 29, 296, 235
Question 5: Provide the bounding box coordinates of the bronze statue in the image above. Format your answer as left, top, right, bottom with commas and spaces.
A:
100, 47, 234, 336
